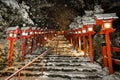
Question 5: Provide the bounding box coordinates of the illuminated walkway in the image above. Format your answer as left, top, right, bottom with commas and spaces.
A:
0, 35, 120, 80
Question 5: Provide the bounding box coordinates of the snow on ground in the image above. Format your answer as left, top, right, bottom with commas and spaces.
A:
80, 62, 120, 80
101, 68, 120, 80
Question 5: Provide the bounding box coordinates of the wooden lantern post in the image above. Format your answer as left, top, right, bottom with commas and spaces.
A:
40, 30, 44, 46
21, 27, 31, 61
49, 30, 52, 40
67, 30, 73, 45
7, 26, 21, 67
29, 28, 34, 54
83, 21, 95, 63
52, 30, 55, 38
81, 26, 88, 57
32, 27, 37, 51
73, 29, 78, 50
72, 30, 76, 49
38, 28, 41, 48
47, 30, 50, 40
43, 30, 48, 45
95, 13, 118, 74
36, 28, 40, 48
77, 28, 82, 52
69, 31, 73, 45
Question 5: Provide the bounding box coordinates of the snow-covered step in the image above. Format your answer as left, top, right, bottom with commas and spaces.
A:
46, 72, 101, 79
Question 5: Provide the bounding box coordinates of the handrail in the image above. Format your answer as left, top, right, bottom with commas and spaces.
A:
102, 46, 120, 74
112, 58, 120, 66
111, 47, 120, 66
111, 47, 120, 52
5, 48, 52, 80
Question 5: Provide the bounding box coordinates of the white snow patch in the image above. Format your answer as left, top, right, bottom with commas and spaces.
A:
102, 74, 120, 80
20, 1, 30, 10
69, 16, 83, 29
69, 22, 78, 29
74, 16, 82, 24
94, 5, 104, 14
98, 68, 120, 80
1, 0, 34, 24
82, 16, 95, 21
80, 62, 102, 69
1, 0, 20, 9
85, 10, 94, 16
18, 9, 34, 24
72, 50, 84, 56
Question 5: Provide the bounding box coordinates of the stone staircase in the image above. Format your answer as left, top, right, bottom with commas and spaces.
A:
0, 34, 110, 80
43, 55, 104, 80
45, 35, 84, 56
0, 53, 105, 80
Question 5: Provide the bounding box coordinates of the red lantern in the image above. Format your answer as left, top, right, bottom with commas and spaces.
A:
95, 13, 118, 74
21, 27, 31, 38
77, 28, 82, 52
32, 27, 37, 37
95, 13, 118, 34
7, 26, 21, 67
100, 20, 115, 34
83, 21, 96, 63
81, 25, 87, 57
83, 21, 95, 34
73, 29, 79, 50
7, 26, 21, 40
21, 27, 31, 61
77, 28, 82, 36
32, 27, 38, 50
82, 25, 88, 36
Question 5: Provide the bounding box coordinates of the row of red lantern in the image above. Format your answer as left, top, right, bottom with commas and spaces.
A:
65, 13, 118, 74
66, 13, 118, 36
65, 23, 95, 63
7, 27, 56, 39
6, 26, 56, 67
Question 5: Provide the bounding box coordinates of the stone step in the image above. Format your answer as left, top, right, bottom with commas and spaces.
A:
51, 46, 73, 49
45, 54, 84, 57
19, 61, 93, 69
0, 71, 14, 77
0, 68, 100, 78
52, 50, 72, 53
29, 62, 82, 67
0, 76, 49, 80
52, 48, 74, 51
25, 56, 90, 64
58, 41, 69, 44
23, 65, 100, 72
2, 76, 95, 80
34, 59, 90, 63
8, 70, 98, 79
57, 44, 73, 48
0, 71, 42, 77
46, 71, 101, 79
53, 38, 67, 41
50, 40, 69, 43
41, 56, 90, 62
20, 71, 42, 77
54, 56, 88, 60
